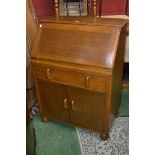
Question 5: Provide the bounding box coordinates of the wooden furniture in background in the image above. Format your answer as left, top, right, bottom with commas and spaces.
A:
54, 0, 59, 17
93, 0, 97, 16
26, 0, 38, 47
32, 17, 127, 139
59, 0, 88, 16
54, 0, 98, 16
31, 0, 129, 18
26, 0, 38, 111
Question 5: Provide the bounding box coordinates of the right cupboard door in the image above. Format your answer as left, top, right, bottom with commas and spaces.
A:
69, 86, 105, 132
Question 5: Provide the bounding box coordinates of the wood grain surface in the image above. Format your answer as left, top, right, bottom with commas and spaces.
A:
32, 17, 127, 139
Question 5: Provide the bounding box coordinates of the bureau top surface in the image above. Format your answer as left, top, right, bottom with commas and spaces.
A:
39, 16, 127, 27
32, 18, 126, 69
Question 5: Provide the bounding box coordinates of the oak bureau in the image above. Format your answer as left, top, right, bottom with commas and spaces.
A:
32, 16, 127, 140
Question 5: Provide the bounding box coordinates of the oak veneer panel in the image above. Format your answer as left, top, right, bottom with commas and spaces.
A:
46, 67, 86, 87
69, 86, 105, 132
26, 0, 38, 47
32, 62, 106, 93
26, 0, 38, 110
38, 16, 127, 27
33, 23, 120, 69
111, 24, 127, 116
36, 79, 70, 123
32, 17, 127, 139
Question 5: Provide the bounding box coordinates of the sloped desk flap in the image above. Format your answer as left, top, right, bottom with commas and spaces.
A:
32, 19, 126, 69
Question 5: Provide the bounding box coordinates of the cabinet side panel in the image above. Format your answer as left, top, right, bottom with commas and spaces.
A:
100, 25, 127, 136
111, 24, 127, 117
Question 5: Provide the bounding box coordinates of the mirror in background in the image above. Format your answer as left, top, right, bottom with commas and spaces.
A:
59, 0, 88, 16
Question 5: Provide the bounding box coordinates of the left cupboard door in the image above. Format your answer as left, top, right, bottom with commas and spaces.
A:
35, 78, 71, 123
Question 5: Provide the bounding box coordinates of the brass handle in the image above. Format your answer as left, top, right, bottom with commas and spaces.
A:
85, 75, 90, 87
71, 100, 76, 111
64, 98, 68, 109
47, 68, 52, 79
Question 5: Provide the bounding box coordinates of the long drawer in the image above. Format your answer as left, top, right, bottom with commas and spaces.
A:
32, 62, 106, 93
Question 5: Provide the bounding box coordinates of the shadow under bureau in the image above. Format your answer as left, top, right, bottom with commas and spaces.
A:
32, 17, 127, 140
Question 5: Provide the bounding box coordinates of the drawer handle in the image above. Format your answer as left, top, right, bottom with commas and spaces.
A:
71, 100, 76, 111
85, 75, 90, 87
47, 68, 52, 79
64, 98, 68, 109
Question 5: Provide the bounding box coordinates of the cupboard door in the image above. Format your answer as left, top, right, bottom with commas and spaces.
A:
69, 86, 105, 132
36, 79, 70, 123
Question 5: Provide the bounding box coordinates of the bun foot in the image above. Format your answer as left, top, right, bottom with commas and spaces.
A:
42, 117, 48, 122
100, 133, 109, 140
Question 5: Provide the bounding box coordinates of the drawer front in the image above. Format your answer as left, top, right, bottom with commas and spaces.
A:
47, 67, 86, 87
32, 64, 47, 80
88, 76, 106, 92
32, 63, 106, 92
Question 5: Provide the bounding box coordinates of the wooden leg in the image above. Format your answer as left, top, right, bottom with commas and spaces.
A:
100, 133, 109, 140
42, 117, 48, 123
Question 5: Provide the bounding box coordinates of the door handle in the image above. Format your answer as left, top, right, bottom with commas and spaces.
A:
85, 75, 90, 87
47, 68, 52, 79
64, 98, 68, 109
71, 100, 76, 111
